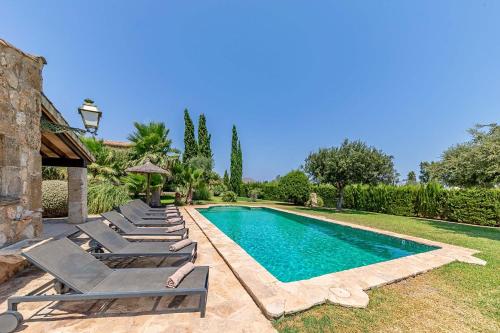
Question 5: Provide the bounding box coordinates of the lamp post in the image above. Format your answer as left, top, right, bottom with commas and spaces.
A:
78, 99, 102, 135
40, 98, 102, 135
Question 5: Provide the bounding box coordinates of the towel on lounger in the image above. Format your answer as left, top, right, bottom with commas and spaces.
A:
166, 262, 195, 288
165, 224, 184, 233
169, 239, 192, 251
166, 216, 183, 223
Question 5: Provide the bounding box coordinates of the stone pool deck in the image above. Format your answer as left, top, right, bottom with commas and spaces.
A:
186, 205, 487, 318
0, 209, 276, 333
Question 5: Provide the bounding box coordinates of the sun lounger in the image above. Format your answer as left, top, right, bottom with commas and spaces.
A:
131, 199, 178, 212
102, 211, 189, 239
76, 220, 196, 261
0, 238, 209, 333
119, 205, 184, 227
130, 199, 179, 214
124, 201, 181, 218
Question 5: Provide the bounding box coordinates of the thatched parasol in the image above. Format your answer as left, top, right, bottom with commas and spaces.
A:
125, 159, 170, 205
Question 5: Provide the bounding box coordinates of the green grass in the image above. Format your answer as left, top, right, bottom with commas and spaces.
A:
269, 205, 500, 333
160, 197, 499, 330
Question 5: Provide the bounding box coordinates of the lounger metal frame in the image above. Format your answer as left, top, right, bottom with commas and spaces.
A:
1, 238, 209, 333
102, 211, 189, 240
7, 273, 209, 317
76, 221, 197, 262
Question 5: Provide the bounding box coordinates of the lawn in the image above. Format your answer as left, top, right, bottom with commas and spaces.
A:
159, 196, 499, 331
269, 205, 500, 333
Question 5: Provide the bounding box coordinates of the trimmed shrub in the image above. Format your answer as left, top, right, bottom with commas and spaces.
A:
42, 180, 68, 217
221, 191, 237, 202
88, 181, 130, 214
278, 170, 311, 205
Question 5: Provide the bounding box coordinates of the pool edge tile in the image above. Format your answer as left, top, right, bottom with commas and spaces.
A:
186, 204, 487, 318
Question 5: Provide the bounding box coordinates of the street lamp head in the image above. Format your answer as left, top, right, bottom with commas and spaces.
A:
78, 99, 102, 134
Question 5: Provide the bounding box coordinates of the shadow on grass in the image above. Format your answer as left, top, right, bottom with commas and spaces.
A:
281, 204, 374, 216
275, 203, 500, 243
410, 218, 500, 242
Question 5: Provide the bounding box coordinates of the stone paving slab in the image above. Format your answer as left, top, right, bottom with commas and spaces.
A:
187, 205, 486, 318
0, 209, 276, 333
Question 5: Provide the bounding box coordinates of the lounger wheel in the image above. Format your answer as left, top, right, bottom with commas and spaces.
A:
0, 311, 23, 333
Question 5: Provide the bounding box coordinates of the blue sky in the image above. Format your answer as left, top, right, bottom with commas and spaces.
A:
2, 1, 499, 181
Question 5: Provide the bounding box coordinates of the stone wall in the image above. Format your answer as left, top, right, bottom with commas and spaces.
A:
0, 40, 45, 247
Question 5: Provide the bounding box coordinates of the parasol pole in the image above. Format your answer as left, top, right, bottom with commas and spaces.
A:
146, 173, 151, 206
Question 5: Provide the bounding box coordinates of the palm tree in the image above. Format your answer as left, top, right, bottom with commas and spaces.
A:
178, 164, 203, 204
81, 137, 123, 183
127, 122, 178, 167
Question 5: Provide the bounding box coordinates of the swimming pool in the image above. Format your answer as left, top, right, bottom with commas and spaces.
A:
197, 206, 439, 282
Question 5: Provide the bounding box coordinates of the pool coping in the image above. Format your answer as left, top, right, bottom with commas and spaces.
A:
186, 205, 487, 318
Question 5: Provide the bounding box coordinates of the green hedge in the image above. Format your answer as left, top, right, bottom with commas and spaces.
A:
311, 184, 337, 208
42, 180, 68, 217
343, 184, 418, 216
341, 183, 498, 226
443, 188, 500, 226
243, 180, 499, 226
242, 181, 281, 201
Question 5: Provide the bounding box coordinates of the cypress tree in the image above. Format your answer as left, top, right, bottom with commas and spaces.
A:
229, 125, 241, 194
183, 109, 198, 162
223, 170, 230, 188
198, 114, 212, 160
237, 140, 243, 191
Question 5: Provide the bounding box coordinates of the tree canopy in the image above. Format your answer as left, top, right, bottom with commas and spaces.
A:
278, 170, 311, 205
304, 139, 397, 209
428, 124, 499, 188
406, 171, 417, 185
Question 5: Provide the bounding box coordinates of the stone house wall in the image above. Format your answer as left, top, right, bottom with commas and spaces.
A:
0, 40, 45, 247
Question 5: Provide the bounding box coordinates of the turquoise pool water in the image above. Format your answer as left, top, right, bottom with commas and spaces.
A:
198, 206, 439, 282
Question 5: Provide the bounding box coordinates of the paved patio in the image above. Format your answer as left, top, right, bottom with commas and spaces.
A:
0, 209, 276, 333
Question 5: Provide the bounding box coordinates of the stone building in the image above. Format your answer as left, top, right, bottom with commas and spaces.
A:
0, 39, 94, 248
